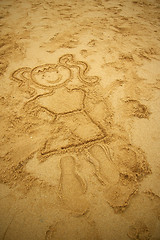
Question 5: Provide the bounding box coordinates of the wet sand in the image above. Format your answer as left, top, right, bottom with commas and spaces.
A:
0, 0, 160, 239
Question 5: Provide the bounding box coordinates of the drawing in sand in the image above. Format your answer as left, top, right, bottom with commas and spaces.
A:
1, 0, 160, 239
8, 54, 151, 215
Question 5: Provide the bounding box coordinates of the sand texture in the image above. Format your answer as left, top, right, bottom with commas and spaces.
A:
0, 0, 160, 239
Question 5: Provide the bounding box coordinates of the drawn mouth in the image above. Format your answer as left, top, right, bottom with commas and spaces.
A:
46, 73, 63, 84
47, 76, 62, 83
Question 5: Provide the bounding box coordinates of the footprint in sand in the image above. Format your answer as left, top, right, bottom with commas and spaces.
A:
127, 220, 151, 240
88, 144, 119, 185
88, 144, 137, 211
59, 156, 88, 216
45, 218, 100, 240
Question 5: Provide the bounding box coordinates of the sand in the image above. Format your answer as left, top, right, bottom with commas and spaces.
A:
0, 0, 160, 239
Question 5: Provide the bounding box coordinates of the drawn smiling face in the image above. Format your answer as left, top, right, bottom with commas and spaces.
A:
31, 64, 72, 89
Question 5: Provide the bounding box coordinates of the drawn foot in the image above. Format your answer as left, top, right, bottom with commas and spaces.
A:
59, 156, 88, 216
88, 144, 119, 185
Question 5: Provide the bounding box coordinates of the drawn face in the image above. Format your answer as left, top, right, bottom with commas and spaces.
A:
31, 64, 72, 88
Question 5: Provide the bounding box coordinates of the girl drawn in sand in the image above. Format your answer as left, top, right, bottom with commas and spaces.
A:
11, 54, 151, 215
12, 54, 106, 156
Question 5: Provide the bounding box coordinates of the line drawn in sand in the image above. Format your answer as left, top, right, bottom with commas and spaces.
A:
9, 54, 151, 214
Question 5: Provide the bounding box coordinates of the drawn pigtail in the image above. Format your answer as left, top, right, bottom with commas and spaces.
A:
11, 67, 31, 86
11, 67, 36, 97
58, 54, 100, 85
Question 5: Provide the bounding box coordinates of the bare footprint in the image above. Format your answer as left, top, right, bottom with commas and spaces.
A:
59, 156, 89, 216
113, 144, 151, 180
88, 144, 137, 212
104, 180, 137, 212
45, 218, 100, 240
127, 220, 151, 240
88, 144, 119, 185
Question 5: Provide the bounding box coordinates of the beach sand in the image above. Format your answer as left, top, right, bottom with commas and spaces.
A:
0, 0, 160, 239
